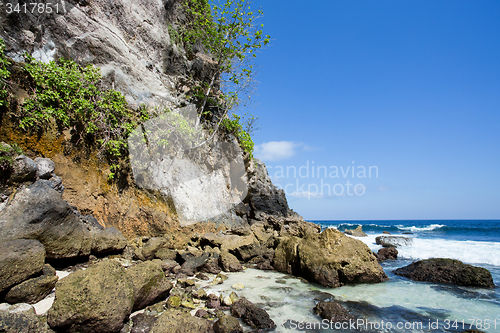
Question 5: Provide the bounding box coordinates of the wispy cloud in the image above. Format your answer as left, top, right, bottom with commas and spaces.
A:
255, 141, 312, 162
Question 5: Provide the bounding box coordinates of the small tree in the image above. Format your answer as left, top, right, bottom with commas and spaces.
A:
177, 0, 269, 136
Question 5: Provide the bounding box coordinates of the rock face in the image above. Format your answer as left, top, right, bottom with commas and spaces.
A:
91, 227, 128, 254
0, 181, 91, 259
5, 264, 58, 304
375, 235, 413, 248
47, 261, 134, 333
126, 261, 173, 311
230, 298, 276, 330
314, 301, 355, 322
11, 155, 37, 182
0, 239, 45, 293
34, 157, 56, 180
150, 309, 215, 333
219, 251, 243, 272
273, 228, 387, 288
344, 226, 367, 237
394, 259, 495, 288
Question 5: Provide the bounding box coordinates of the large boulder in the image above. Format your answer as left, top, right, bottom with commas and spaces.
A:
0, 239, 45, 293
230, 298, 276, 330
393, 258, 495, 288
213, 315, 243, 333
201, 233, 256, 254
219, 251, 243, 272
273, 228, 387, 288
126, 261, 173, 311
0, 181, 92, 259
11, 155, 37, 182
136, 237, 170, 261
47, 261, 134, 333
150, 309, 215, 333
375, 247, 398, 262
313, 301, 355, 322
375, 235, 413, 248
5, 264, 58, 304
91, 227, 128, 254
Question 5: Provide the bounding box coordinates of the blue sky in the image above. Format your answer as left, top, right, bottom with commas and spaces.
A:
242, 1, 500, 220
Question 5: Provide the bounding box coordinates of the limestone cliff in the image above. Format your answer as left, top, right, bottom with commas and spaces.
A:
0, 0, 294, 242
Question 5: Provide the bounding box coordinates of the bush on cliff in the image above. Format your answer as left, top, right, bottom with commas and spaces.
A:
0, 38, 10, 108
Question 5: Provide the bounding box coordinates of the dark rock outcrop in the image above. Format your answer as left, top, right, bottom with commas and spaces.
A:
0, 181, 92, 259
394, 259, 495, 288
5, 264, 58, 304
313, 301, 355, 322
47, 261, 134, 333
150, 309, 215, 333
375, 247, 398, 262
375, 235, 413, 248
0, 239, 45, 293
273, 228, 387, 288
230, 298, 276, 331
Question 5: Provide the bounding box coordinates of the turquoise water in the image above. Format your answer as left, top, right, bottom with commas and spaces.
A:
209, 220, 500, 332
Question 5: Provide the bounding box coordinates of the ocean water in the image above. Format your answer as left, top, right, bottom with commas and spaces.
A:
208, 220, 500, 332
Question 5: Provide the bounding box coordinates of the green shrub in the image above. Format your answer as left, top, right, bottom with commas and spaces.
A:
20, 55, 137, 173
222, 113, 254, 159
0, 38, 10, 107
0, 142, 22, 177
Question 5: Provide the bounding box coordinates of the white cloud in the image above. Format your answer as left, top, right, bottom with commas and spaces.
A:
254, 141, 300, 161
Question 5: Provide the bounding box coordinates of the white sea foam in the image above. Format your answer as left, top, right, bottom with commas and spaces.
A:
396, 224, 446, 232
354, 234, 500, 266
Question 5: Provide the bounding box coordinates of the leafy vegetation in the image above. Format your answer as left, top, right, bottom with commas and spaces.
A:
171, 0, 268, 157
0, 142, 22, 178
222, 113, 254, 158
19, 55, 139, 177
0, 38, 10, 108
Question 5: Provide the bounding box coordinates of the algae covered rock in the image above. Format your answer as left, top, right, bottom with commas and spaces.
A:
0, 239, 45, 293
273, 228, 387, 288
219, 251, 243, 272
394, 258, 495, 288
5, 264, 58, 304
91, 227, 128, 254
126, 260, 173, 311
150, 309, 215, 333
213, 314, 243, 333
47, 261, 134, 333
0, 303, 53, 333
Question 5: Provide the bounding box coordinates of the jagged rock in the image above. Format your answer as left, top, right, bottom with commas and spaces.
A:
40, 176, 65, 194
344, 226, 367, 237
160, 259, 180, 274
273, 228, 387, 288
180, 252, 211, 275
137, 237, 170, 261
219, 251, 243, 272
230, 299, 276, 330
131, 313, 157, 333
0, 239, 45, 293
393, 259, 495, 288
34, 157, 55, 180
5, 264, 58, 304
246, 160, 289, 219
313, 301, 355, 322
375, 236, 413, 248
195, 309, 209, 318
91, 227, 128, 254
47, 261, 134, 333
11, 155, 37, 182
127, 261, 173, 311
200, 259, 222, 274
375, 247, 398, 262
206, 294, 221, 309
155, 248, 178, 261
214, 315, 243, 333
250, 222, 275, 246
256, 261, 274, 271
150, 309, 215, 333
0, 303, 53, 333
201, 233, 257, 254
0, 181, 91, 259
275, 217, 322, 238
196, 273, 209, 280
